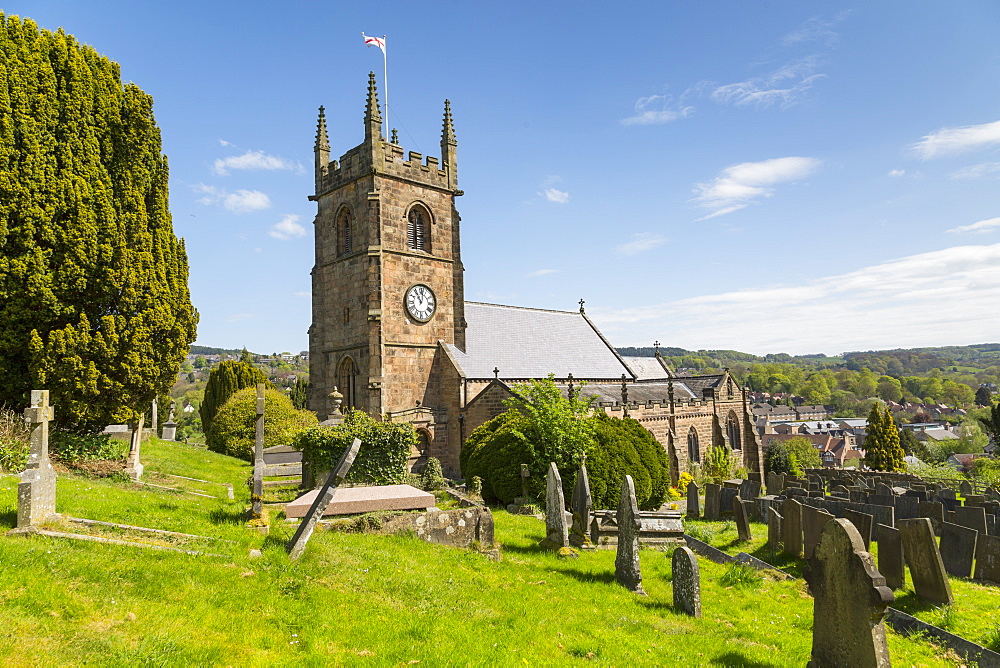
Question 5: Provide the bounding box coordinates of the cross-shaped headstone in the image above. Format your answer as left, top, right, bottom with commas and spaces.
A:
287, 438, 362, 560
251, 383, 266, 519
17, 390, 58, 529
24, 390, 54, 468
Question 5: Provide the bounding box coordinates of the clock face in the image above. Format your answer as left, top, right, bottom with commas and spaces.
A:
405, 284, 436, 322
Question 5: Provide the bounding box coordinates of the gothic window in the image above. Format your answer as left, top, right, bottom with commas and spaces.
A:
337, 356, 359, 410
407, 205, 430, 252
727, 411, 742, 450
337, 207, 353, 255
687, 427, 700, 464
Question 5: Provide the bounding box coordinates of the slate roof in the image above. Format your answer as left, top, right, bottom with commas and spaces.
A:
568, 381, 696, 404
621, 356, 670, 381
443, 302, 631, 380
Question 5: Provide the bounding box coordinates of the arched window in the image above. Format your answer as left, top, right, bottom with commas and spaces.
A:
407, 205, 430, 252
337, 356, 359, 410
727, 411, 742, 450
687, 427, 700, 464
337, 207, 353, 255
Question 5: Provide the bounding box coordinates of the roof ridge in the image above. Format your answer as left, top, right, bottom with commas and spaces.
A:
464, 301, 578, 315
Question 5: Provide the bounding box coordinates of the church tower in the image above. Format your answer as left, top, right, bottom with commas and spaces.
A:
309, 74, 466, 435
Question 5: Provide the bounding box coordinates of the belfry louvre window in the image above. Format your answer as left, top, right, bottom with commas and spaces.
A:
407, 207, 429, 252
337, 207, 353, 255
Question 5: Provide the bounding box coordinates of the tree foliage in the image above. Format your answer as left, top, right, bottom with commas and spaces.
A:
978, 401, 1000, 444
863, 403, 906, 471
200, 361, 268, 435
206, 386, 316, 460
783, 435, 821, 470
0, 16, 198, 431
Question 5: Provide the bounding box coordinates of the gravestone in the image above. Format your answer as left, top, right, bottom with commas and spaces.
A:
739, 478, 761, 501
703, 484, 721, 521
898, 518, 954, 605
686, 482, 700, 519
250, 384, 266, 520
875, 483, 893, 497
615, 475, 645, 594
939, 521, 977, 578
124, 415, 144, 481
719, 486, 738, 518
974, 534, 1000, 584
783, 498, 803, 558
917, 501, 944, 533
895, 495, 919, 521
802, 505, 834, 560
540, 462, 569, 550
939, 488, 957, 502
767, 507, 783, 551
672, 546, 701, 618
804, 519, 893, 668
733, 496, 752, 543
967, 494, 988, 507
876, 523, 905, 591
161, 402, 177, 441
842, 509, 873, 550
16, 390, 58, 529
519, 463, 531, 500
960, 480, 973, 496
954, 505, 988, 536
286, 438, 361, 560
569, 460, 594, 550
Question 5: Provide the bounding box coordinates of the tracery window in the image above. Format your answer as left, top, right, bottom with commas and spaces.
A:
687, 427, 700, 464
727, 411, 742, 450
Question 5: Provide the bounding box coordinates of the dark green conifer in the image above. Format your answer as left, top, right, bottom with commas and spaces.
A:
200, 361, 269, 435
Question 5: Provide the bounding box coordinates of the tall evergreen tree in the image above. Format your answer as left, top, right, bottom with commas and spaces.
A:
864, 403, 906, 471
0, 15, 198, 431
200, 361, 269, 435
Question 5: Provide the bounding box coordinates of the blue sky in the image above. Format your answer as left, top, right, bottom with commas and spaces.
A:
7, 2, 1000, 356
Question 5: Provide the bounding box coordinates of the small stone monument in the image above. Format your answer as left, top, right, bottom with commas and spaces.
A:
15, 390, 58, 529
287, 438, 361, 560
804, 519, 893, 668
672, 546, 701, 618
974, 533, 1000, 584
615, 475, 646, 595
687, 482, 700, 519
520, 463, 531, 500
842, 509, 873, 551
124, 415, 144, 481
939, 521, 977, 578
875, 523, 905, 591
767, 507, 783, 551
898, 517, 954, 605
249, 383, 265, 520
161, 402, 178, 441
733, 495, 752, 543
783, 497, 803, 558
540, 462, 569, 550
569, 457, 594, 550
703, 483, 721, 520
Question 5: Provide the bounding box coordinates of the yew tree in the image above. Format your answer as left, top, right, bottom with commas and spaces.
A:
0, 15, 198, 431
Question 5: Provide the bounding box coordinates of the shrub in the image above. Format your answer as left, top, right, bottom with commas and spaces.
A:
293, 409, 413, 485
461, 411, 536, 504
207, 386, 317, 460
200, 361, 269, 435
468, 476, 483, 497
0, 408, 30, 473
677, 471, 695, 494
704, 446, 733, 483
420, 457, 446, 491
50, 432, 125, 463
719, 563, 764, 589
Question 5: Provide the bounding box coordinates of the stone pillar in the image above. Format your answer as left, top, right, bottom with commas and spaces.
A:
151, 398, 158, 437
569, 459, 594, 550
16, 390, 58, 529
540, 462, 569, 550
125, 414, 145, 481
615, 475, 646, 595
250, 383, 265, 520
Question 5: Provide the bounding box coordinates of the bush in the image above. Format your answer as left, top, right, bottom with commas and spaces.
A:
461, 411, 536, 504
50, 432, 125, 463
200, 361, 269, 435
420, 457, 446, 491
293, 409, 413, 485
0, 408, 30, 473
207, 386, 317, 460
704, 446, 733, 483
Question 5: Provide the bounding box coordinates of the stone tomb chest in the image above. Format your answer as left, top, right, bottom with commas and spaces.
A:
590, 509, 684, 549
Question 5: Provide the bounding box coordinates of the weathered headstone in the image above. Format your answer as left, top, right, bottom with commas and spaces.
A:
960, 480, 973, 496
876, 523, 905, 591
286, 438, 361, 560
540, 462, 569, 550
802, 505, 834, 560
124, 415, 144, 481
520, 463, 531, 500
686, 481, 700, 519
894, 495, 919, 521
703, 483, 721, 521
16, 390, 57, 529
734, 495, 751, 543
939, 488, 957, 502
875, 483, 893, 497
672, 546, 701, 618
917, 501, 944, 533
939, 521, 978, 578
954, 505, 988, 536
249, 383, 266, 520
739, 478, 761, 501
569, 460, 594, 550
615, 475, 645, 594
719, 486, 738, 518
767, 507, 783, 551
842, 509, 874, 551
974, 533, 1000, 584
804, 519, 893, 668
783, 498, 803, 558
898, 518, 954, 605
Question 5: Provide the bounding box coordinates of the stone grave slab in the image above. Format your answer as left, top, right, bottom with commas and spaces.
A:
541, 462, 569, 550
783, 498, 803, 558
16, 390, 57, 529
590, 510, 684, 549
842, 509, 873, 550
876, 523, 905, 591
719, 487, 738, 518
570, 461, 594, 549
734, 496, 751, 543
802, 505, 834, 560
285, 484, 435, 518
954, 505, 988, 536
974, 533, 1000, 584
686, 482, 700, 519
703, 484, 721, 521
287, 438, 361, 560
895, 495, 919, 521
939, 521, 977, 578
739, 478, 761, 501
917, 501, 944, 534
898, 518, 954, 605
615, 475, 645, 594
767, 507, 783, 551
672, 546, 701, 618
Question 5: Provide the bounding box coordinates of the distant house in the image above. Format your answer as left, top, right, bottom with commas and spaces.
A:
945, 453, 989, 473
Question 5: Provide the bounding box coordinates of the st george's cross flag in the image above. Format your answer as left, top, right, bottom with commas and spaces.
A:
362, 33, 385, 54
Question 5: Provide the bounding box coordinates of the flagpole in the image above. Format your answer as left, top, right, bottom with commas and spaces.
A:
382, 35, 388, 137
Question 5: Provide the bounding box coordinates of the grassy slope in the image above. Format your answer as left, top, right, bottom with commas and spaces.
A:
0, 443, 956, 665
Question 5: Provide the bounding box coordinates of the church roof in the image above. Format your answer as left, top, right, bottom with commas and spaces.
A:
621, 356, 670, 381
443, 302, 631, 380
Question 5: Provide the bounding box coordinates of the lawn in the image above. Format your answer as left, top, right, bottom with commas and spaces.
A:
0, 442, 959, 665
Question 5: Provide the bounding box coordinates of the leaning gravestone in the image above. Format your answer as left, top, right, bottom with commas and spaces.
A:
783, 498, 803, 558
767, 507, 783, 551
733, 496, 752, 543
250, 383, 266, 520
615, 475, 646, 594
802, 505, 834, 560
540, 462, 570, 550
672, 546, 701, 618
842, 509, 874, 551
939, 521, 978, 579
687, 482, 700, 519
286, 438, 361, 560
876, 523, 905, 591
804, 519, 893, 668
16, 390, 58, 529
703, 483, 721, 521
569, 459, 594, 550
974, 533, 1000, 584
898, 518, 954, 605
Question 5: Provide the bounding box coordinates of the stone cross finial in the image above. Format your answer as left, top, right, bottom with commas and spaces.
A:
567, 373, 575, 400
493, 367, 499, 379
620, 374, 629, 415
391, 128, 399, 144
578, 299, 585, 313
654, 340, 660, 356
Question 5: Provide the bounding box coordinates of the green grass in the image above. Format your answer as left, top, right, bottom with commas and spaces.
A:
0, 447, 962, 665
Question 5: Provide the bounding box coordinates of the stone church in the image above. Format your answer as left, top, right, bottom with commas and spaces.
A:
308, 75, 763, 482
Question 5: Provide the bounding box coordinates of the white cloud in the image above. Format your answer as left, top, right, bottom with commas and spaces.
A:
782, 13, 849, 46
710, 57, 825, 109
616, 233, 666, 256
888, 169, 906, 177
294, 291, 310, 297
621, 94, 694, 126
219, 139, 233, 147
214, 150, 301, 176
951, 162, 1000, 180
542, 188, 570, 203
947, 217, 1000, 234
592, 243, 1000, 354
692, 157, 821, 219
269, 214, 306, 240
911, 120, 1000, 160
525, 269, 559, 277
195, 184, 271, 213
